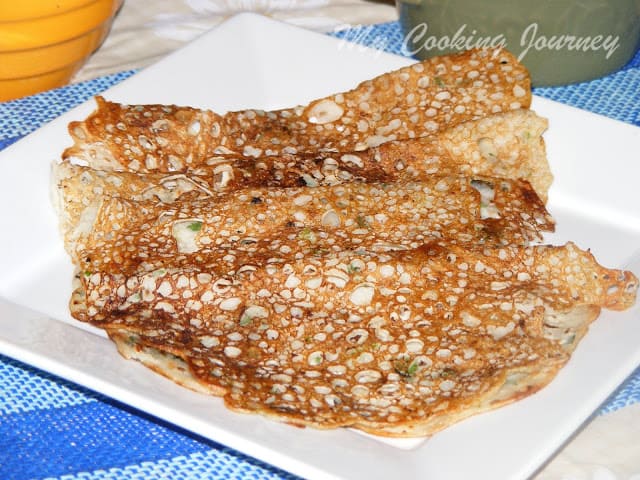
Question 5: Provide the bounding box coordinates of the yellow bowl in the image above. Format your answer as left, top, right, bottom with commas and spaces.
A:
0, 1, 98, 23
0, 0, 122, 101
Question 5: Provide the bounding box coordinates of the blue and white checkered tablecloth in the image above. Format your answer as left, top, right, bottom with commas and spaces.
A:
1, 21, 639, 480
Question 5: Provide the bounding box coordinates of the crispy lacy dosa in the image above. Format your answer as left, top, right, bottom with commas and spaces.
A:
64, 176, 554, 274
58, 108, 551, 199
63, 48, 531, 172
69, 242, 638, 437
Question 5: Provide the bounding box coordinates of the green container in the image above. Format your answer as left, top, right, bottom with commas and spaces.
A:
397, 0, 640, 86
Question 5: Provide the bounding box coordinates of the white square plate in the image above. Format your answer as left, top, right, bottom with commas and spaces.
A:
1, 13, 639, 480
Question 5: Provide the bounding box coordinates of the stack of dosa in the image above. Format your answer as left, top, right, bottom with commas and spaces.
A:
52, 48, 638, 437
